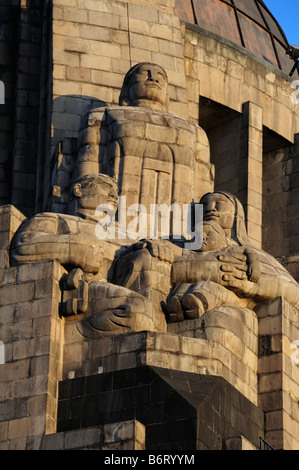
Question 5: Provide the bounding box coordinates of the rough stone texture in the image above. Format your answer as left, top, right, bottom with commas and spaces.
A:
62, 329, 210, 382
0, 225, 298, 450
11, 1, 51, 217
168, 307, 259, 406
240, 102, 263, 248
2, 176, 299, 449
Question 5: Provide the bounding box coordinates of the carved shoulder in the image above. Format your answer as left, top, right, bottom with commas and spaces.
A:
13, 213, 59, 240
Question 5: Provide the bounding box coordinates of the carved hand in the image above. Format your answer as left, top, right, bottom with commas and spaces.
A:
120, 239, 181, 264
217, 246, 259, 295
218, 246, 249, 280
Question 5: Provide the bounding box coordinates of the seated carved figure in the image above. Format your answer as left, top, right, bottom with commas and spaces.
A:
10, 173, 156, 336
165, 191, 299, 321
10, 173, 119, 276
114, 190, 299, 324
166, 219, 260, 322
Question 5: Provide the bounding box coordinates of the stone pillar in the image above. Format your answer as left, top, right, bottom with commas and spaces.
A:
10, 1, 47, 217
284, 134, 299, 282
0, 259, 66, 449
0, 205, 25, 284
257, 297, 299, 450
240, 101, 263, 248
0, 0, 19, 207
0, 205, 25, 251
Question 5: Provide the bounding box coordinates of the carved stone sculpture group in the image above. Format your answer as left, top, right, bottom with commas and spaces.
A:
9, 63, 299, 338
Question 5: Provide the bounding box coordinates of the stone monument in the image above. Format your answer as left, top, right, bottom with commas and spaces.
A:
9, 62, 215, 339
1, 61, 299, 450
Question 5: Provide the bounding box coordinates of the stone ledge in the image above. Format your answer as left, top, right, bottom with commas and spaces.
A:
63, 308, 259, 405
225, 435, 257, 450
39, 420, 145, 450
63, 330, 211, 381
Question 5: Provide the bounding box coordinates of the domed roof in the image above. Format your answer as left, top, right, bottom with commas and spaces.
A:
175, 0, 297, 77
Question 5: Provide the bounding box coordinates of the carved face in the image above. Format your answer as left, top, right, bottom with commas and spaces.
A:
200, 222, 226, 252
128, 64, 168, 106
202, 193, 235, 231
74, 179, 118, 213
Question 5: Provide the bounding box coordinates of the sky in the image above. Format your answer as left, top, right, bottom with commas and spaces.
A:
263, 0, 299, 45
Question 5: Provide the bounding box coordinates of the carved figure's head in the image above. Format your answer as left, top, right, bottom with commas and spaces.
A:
69, 173, 118, 215
119, 62, 168, 110
200, 221, 227, 252
200, 191, 249, 246
201, 192, 235, 231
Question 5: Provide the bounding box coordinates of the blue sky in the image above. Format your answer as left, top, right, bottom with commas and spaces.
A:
263, 0, 299, 45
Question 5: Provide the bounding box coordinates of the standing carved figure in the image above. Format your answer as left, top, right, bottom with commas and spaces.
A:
73, 62, 213, 240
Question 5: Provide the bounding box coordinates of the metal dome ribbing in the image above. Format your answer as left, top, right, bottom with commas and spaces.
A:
175, 0, 297, 76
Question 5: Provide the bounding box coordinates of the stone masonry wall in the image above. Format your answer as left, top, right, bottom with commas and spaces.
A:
263, 134, 299, 282
183, 24, 299, 143
0, 0, 19, 207
0, 1, 52, 217
11, 0, 52, 217
183, 23, 297, 250
0, 244, 66, 449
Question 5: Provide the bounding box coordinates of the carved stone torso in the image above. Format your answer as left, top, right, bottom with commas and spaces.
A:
75, 106, 213, 238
